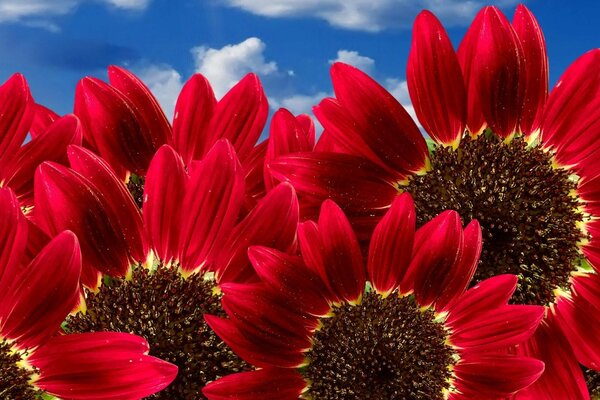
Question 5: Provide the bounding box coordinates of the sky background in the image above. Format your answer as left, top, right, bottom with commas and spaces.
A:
0, 0, 598, 130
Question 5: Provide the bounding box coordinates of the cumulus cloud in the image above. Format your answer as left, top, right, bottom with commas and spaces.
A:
270, 91, 329, 116
136, 64, 183, 120
221, 0, 519, 32
192, 37, 279, 99
329, 50, 375, 73
0, 0, 149, 24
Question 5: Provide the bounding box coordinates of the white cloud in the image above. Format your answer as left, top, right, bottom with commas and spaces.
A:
0, 0, 149, 24
270, 91, 329, 116
330, 50, 375, 73
192, 37, 279, 99
221, 0, 519, 32
136, 65, 183, 120
385, 78, 421, 128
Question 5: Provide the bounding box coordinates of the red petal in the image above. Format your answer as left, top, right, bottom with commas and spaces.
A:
172, 73, 217, 165
540, 50, 600, 172
407, 10, 466, 146
446, 274, 518, 327
0, 231, 80, 348
555, 273, 600, 369
249, 246, 330, 316
205, 314, 305, 368
514, 313, 590, 400
512, 4, 548, 136
143, 145, 188, 264
213, 182, 298, 283
300, 200, 365, 304
453, 354, 544, 397
30, 332, 177, 399
108, 65, 172, 147
220, 283, 313, 347
203, 368, 306, 400
241, 139, 268, 211
327, 63, 429, 174
30, 103, 60, 138
34, 163, 131, 288
367, 193, 415, 295
403, 210, 463, 307
74, 77, 155, 177
269, 152, 400, 213
1, 115, 82, 207
178, 140, 245, 274
264, 108, 315, 190
205, 73, 267, 163
450, 304, 543, 351
0, 188, 28, 301
67, 145, 147, 263
0, 74, 33, 162
458, 6, 522, 137
436, 219, 482, 311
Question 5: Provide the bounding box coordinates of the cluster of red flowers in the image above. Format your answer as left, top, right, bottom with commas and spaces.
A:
1, 3, 599, 399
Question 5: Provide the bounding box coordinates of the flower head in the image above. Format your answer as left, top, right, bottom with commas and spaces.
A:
268, 4, 600, 397
204, 195, 545, 399
0, 187, 176, 399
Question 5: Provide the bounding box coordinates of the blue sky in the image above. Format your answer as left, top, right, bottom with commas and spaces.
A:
0, 0, 598, 126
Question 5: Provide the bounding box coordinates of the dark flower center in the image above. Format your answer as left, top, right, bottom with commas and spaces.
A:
583, 366, 600, 399
65, 266, 248, 399
404, 134, 587, 306
126, 174, 145, 209
304, 291, 455, 400
0, 340, 40, 399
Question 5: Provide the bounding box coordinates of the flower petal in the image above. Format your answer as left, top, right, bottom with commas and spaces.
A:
205, 73, 268, 163
178, 140, 245, 274
30, 103, 60, 139
446, 274, 518, 327
0, 73, 33, 161
172, 73, 217, 165
514, 313, 590, 400
67, 145, 147, 263
453, 354, 544, 398
74, 77, 154, 177
0, 231, 80, 348
143, 145, 188, 264
367, 193, 415, 295
213, 182, 298, 283
512, 4, 548, 136
403, 210, 463, 307
555, 273, 600, 369
0, 188, 28, 301
407, 10, 466, 146
264, 108, 315, 190
327, 63, 429, 174
458, 6, 522, 137
203, 368, 306, 400
30, 332, 177, 400
1, 115, 82, 207
108, 65, 172, 145
299, 200, 365, 304
540, 50, 600, 173
249, 246, 330, 317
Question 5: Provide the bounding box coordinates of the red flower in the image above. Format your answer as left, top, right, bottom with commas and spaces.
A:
204, 194, 545, 399
269, 5, 600, 397
0, 187, 176, 399
33, 139, 299, 398
0, 74, 81, 209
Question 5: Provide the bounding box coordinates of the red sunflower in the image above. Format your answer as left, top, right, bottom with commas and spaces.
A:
203, 194, 545, 399
32, 140, 299, 398
0, 74, 81, 210
0, 187, 176, 399
269, 5, 600, 397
